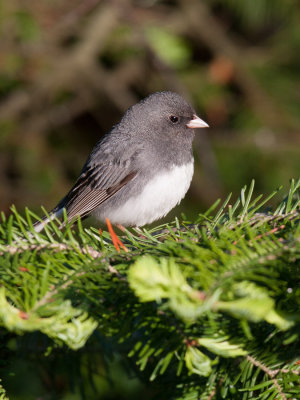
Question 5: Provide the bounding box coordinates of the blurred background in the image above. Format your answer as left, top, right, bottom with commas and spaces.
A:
0, 0, 299, 220
0, 0, 299, 398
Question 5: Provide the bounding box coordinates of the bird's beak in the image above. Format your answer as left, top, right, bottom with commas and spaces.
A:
186, 114, 209, 129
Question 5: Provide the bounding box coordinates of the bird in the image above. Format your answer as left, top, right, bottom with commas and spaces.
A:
34, 91, 209, 251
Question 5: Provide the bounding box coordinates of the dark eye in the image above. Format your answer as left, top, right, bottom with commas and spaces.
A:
169, 115, 179, 123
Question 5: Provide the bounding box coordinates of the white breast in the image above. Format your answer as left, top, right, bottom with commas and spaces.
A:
96, 162, 194, 226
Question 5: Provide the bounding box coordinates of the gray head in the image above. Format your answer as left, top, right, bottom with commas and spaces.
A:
118, 91, 208, 144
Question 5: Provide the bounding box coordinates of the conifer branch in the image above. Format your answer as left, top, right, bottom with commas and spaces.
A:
0, 178, 299, 398
246, 355, 287, 400
0, 242, 103, 258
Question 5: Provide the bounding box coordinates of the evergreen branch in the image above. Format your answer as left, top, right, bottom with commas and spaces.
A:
0, 242, 103, 258
246, 355, 287, 400
0, 287, 98, 350
0, 380, 8, 400
0, 178, 299, 398
32, 270, 87, 310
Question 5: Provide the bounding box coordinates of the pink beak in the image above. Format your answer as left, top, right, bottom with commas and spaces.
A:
186, 114, 209, 129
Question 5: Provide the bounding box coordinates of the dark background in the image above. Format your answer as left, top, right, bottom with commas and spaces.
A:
0, 0, 299, 221
0, 1, 299, 399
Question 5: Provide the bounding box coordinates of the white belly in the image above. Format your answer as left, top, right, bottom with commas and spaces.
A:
96, 162, 194, 226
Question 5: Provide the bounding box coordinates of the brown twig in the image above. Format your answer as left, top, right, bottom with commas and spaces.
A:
0, 242, 103, 258
246, 354, 300, 400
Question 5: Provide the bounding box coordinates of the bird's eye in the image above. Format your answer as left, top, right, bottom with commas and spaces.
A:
169, 115, 179, 123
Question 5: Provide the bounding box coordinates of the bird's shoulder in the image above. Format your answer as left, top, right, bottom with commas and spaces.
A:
86, 129, 143, 167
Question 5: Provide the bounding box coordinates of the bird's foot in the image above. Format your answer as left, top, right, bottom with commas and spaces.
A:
105, 218, 128, 253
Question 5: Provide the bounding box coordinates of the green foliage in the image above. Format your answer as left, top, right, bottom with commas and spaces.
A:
0, 380, 8, 400
0, 287, 97, 350
145, 27, 191, 68
0, 179, 300, 399
14, 11, 40, 41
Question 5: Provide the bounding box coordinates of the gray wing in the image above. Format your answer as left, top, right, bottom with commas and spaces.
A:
57, 135, 140, 221
58, 166, 137, 221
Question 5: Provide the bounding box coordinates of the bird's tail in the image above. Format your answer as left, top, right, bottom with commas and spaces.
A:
33, 207, 64, 233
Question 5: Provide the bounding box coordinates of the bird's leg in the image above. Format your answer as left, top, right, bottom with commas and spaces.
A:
116, 223, 126, 232
105, 218, 128, 252
117, 224, 147, 240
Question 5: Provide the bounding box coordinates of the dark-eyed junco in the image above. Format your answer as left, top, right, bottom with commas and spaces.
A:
34, 91, 208, 236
